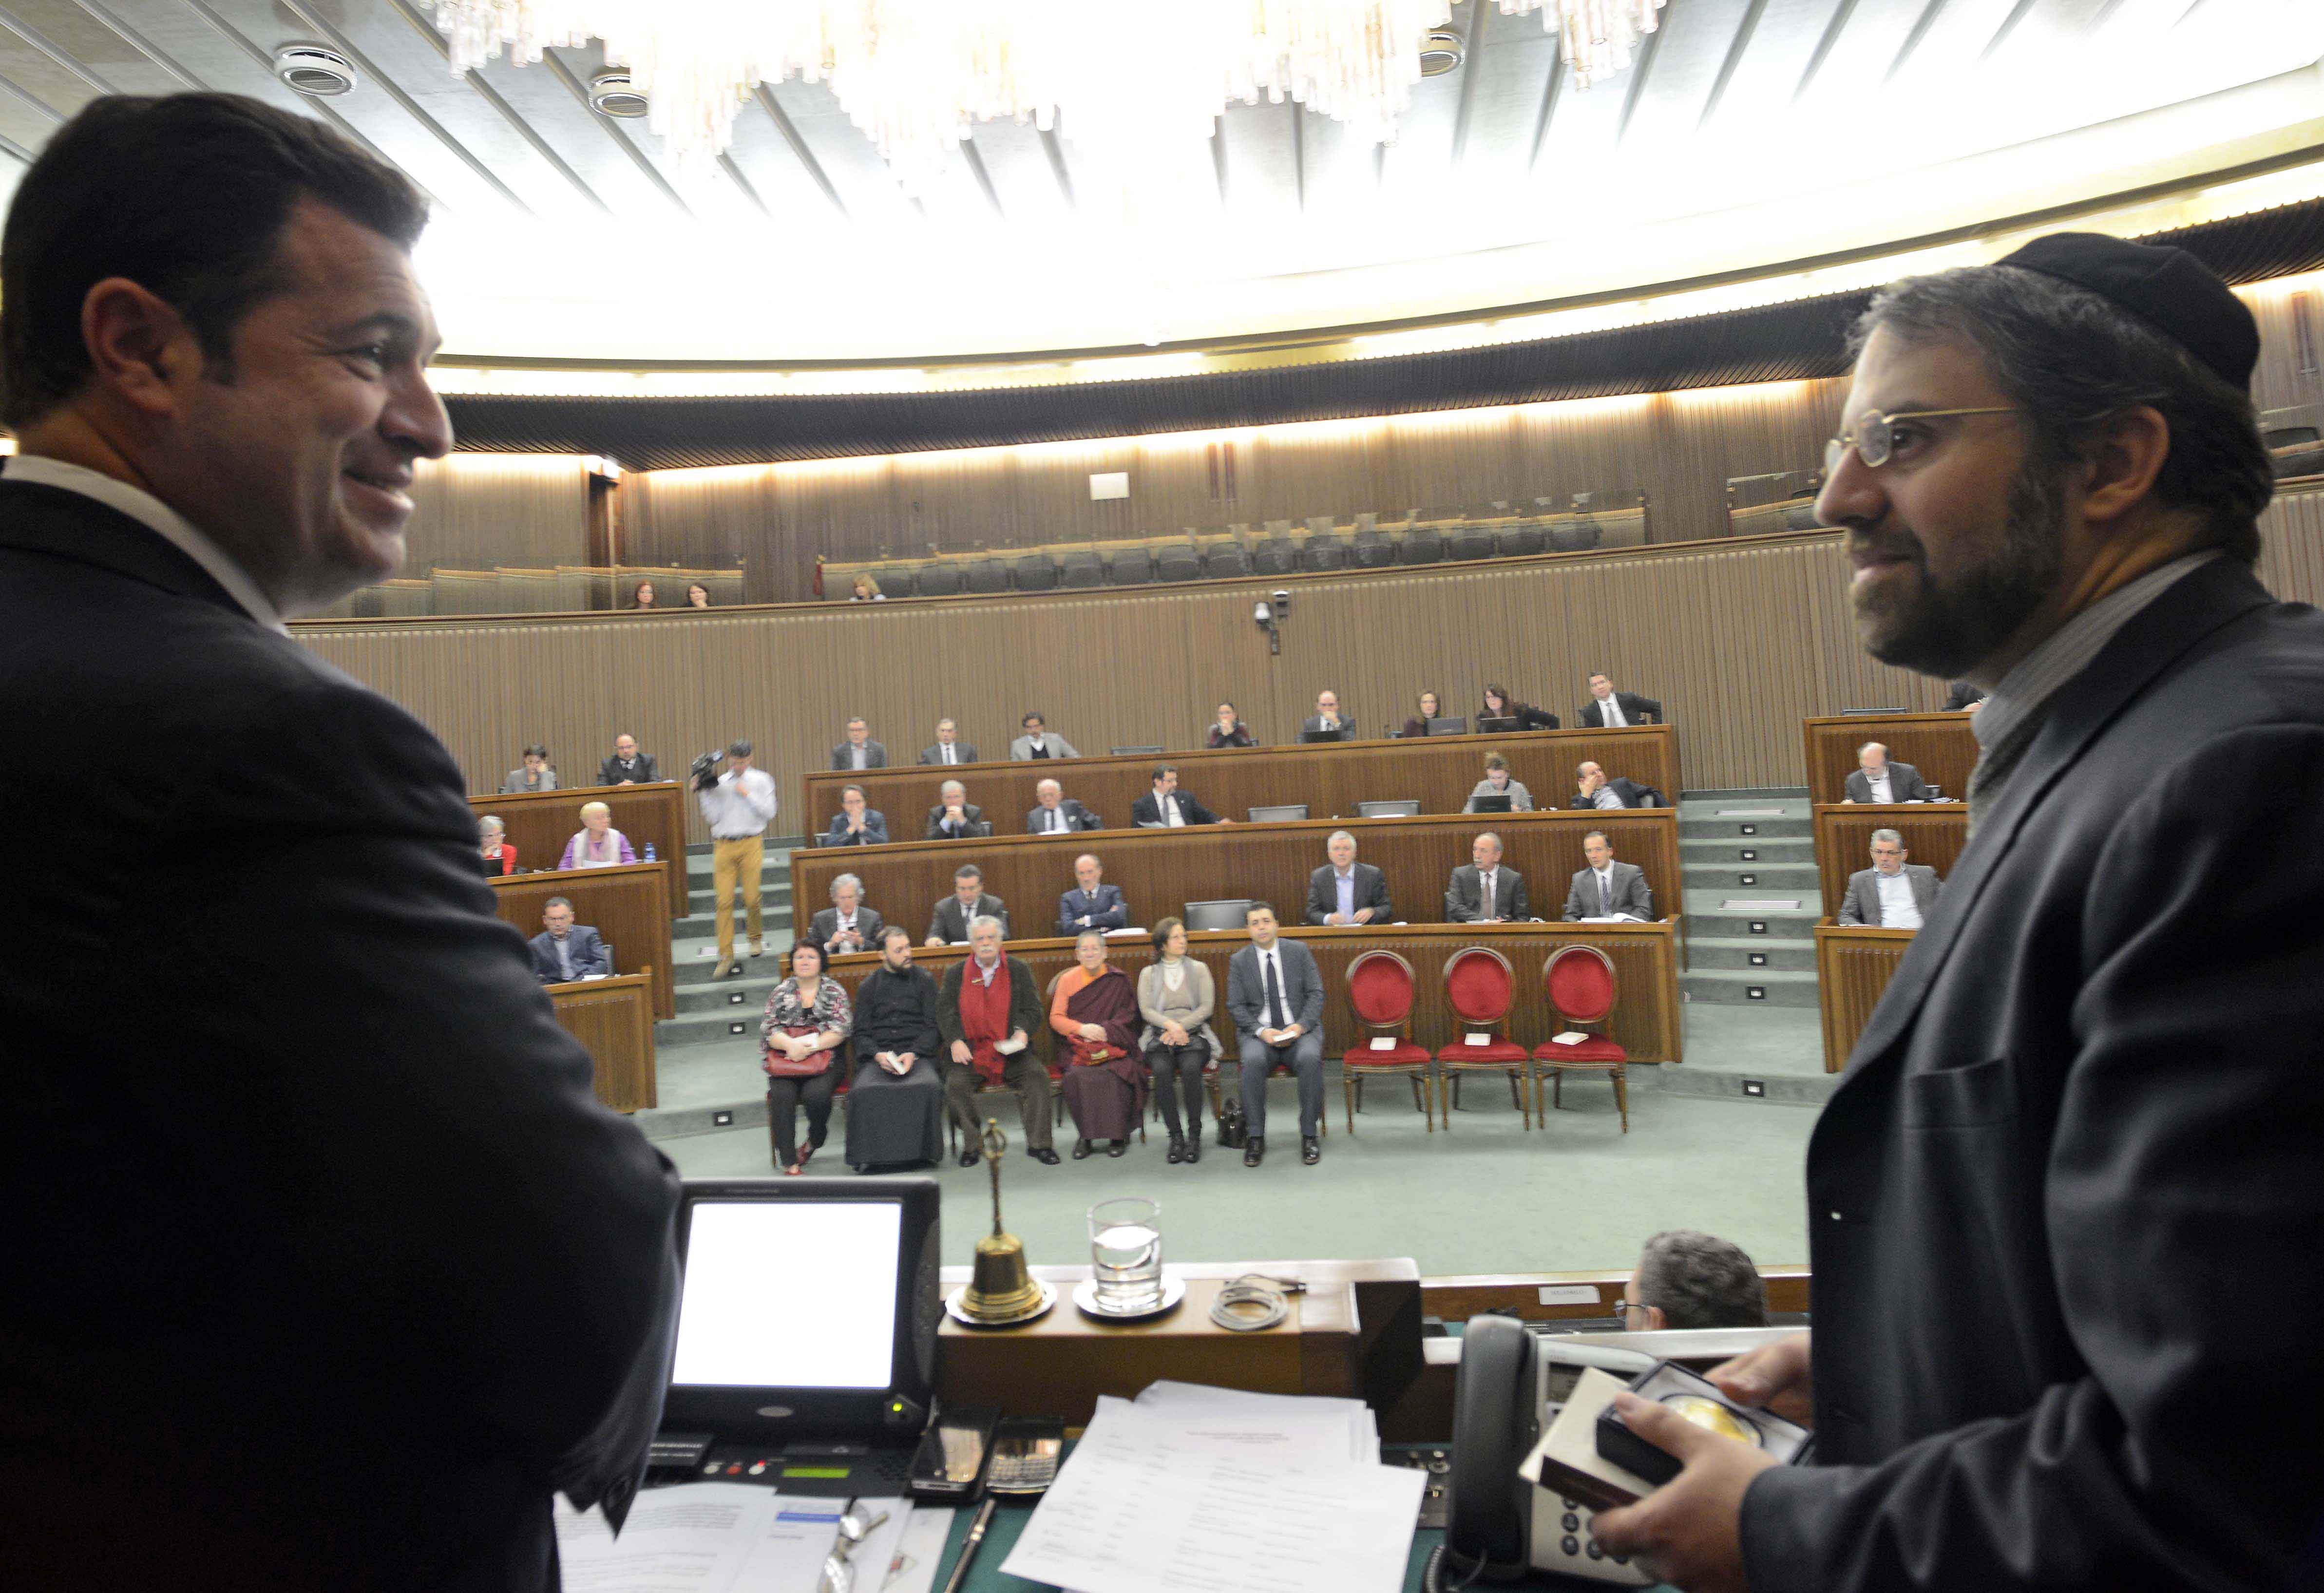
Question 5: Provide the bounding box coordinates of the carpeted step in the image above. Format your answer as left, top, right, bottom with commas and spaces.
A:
1682, 968, 1820, 1008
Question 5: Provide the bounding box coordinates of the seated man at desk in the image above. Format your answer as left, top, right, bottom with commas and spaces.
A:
1578, 672, 1662, 728
597, 733, 658, 786
1570, 759, 1661, 809
1563, 830, 1654, 921
918, 718, 978, 765
830, 716, 888, 771
1621, 1230, 1771, 1331
1025, 777, 1103, 834
1058, 853, 1129, 936
1838, 828, 1943, 928
1465, 753, 1535, 812
925, 779, 991, 839
1010, 712, 1079, 761
1132, 764, 1227, 827
1446, 832, 1528, 923
1306, 830, 1391, 926
927, 863, 1009, 946
1301, 688, 1354, 740
1225, 903, 1326, 1167
1843, 740, 1932, 803
809, 872, 884, 957
821, 784, 889, 847
528, 897, 610, 984
934, 916, 1057, 1166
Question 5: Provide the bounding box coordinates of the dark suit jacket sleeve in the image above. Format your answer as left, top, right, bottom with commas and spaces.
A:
577, 928, 612, 977
865, 812, 888, 843
1366, 867, 1394, 920
1188, 796, 1221, 824
1224, 954, 1260, 1032
1446, 869, 1476, 922
1742, 724, 2324, 1593
1091, 887, 1127, 930
933, 965, 966, 1049
927, 901, 952, 942
1304, 867, 1332, 925
1837, 873, 1869, 926
1509, 871, 1531, 921
641, 754, 659, 782
1898, 765, 1930, 802
1619, 869, 1646, 919
1291, 945, 1326, 1029
1561, 871, 1587, 921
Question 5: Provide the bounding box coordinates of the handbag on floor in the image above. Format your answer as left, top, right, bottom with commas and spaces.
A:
1215, 1097, 1247, 1149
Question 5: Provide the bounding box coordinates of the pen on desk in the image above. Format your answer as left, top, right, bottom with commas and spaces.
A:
941, 1497, 998, 1593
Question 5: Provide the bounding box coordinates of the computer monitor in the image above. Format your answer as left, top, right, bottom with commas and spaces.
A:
1184, 899, 1257, 932
1247, 804, 1309, 823
1111, 745, 1163, 757
1839, 707, 1909, 715
1300, 728, 1351, 743
1427, 716, 1469, 736
1470, 794, 1514, 814
1357, 799, 1421, 818
1475, 716, 1521, 734
663, 1177, 940, 1441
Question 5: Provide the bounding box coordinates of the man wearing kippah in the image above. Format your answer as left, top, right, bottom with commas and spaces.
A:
1595, 233, 2324, 1591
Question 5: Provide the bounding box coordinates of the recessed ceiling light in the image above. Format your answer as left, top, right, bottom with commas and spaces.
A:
272, 43, 356, 97
1418, 28, 1464, 77
589, 69, 649, 119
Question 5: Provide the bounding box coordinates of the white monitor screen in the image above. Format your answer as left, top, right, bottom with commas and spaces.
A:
672, 1201, 902, 1389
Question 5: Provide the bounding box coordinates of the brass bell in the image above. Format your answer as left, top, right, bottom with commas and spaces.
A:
956, 1119, 1046, 1325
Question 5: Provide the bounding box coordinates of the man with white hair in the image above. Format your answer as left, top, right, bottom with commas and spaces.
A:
1024, 777, 1101, 834
1305, 830, 1391, 925
1838, 829, 1942, 929
924, 778, 989, 839
1843, 741, 1931, 803
808, 873, 883, 957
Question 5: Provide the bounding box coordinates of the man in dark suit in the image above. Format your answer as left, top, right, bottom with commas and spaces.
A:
917, 718, 978, 765
819, 783, 888, 846
598, 733, 659, 786
829, 716, 888, 771
1024, 777, 1102, 834
1445, 831, 1529, 923
1942, 679, 1986, 711
0, 94, 678, 1592
1593, 235, 2324, 1593
1568, 759, 1662, 809
807, 872, 883, 958
1057, 853, 1129, 936
933, 916, 1056, 1166
1837, 829, 1941, 927
925, 864, 1009, 946
1131, 763, 1227, 826
1224, 903, 1326, 1165
1305, 829, 1391, 925
1299, 687, 1355, 740
924, 778, 991, 839
529, 897, 611, 982
1842, 740, 1932, 802
1561, 830, 1653, 920
1577, 671, 1663, 727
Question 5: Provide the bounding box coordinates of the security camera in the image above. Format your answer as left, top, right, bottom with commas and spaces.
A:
1271, 590, 1291, 616
1253, 600, 1273, 626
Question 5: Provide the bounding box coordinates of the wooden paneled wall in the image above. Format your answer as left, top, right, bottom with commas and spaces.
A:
401, 453, 594, 573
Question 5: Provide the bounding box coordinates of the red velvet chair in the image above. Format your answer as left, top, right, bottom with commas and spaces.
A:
1342, 950, 1435, 1132
1532, 945, 1629, 1131
1435, 946, 1533, 1128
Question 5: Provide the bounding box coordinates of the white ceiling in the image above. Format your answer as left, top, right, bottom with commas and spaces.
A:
1, 0, 2319, 361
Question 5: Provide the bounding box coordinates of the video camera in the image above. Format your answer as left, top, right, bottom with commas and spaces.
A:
690, 749, 727, 791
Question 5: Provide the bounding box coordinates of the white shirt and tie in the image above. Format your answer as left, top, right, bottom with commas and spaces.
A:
1873, 868, 1924, 930
1040, 804, 1067, 834
848, 744, 870, 770
551, 933, 575, 981
1599, 694, 1626, 727
1160, 793, 1185, 827
1256, 944, 1291, 1033
938, 743, 959, 765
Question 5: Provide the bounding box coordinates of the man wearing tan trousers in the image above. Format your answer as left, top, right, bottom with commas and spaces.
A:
700, 739, 779, 977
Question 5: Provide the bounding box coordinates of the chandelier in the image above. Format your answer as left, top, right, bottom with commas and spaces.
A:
430, 1, 1665, 186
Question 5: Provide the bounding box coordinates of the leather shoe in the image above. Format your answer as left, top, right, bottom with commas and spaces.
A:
1165, 1133, 1186, 1164
1028, 1147, 1061, 1165
1072, 1138, 1094, 1160
1106, 1140, 1128, 1157
1243, 1137, 1265, 1168
1301, 1137, 1321, 1165
958, 1148, 980, 1168
1183, 1135, 1200, 1164
713, 957, 736, 978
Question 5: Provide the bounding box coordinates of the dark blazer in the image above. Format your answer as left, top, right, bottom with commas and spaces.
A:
1566, 777, 1661, 809
1837, 864, 1941, 927
820, 809, 889, 846
1131, 789, 1222, 826
1481, 703, 1560, 730
1305, 862, 1392, 925
1445, 864, 1529, 922
597, 752, 660, 785
0, 481, 679, 1593
829, 740, 889, 770
807, 906, 885, 956
923, 803, 992, 839
1299, 713, 1356, 740
1226, 938, 1326, 1035
1741, 558, 2324, 1593
529, 924, 611, 982
927, 892, 1010, 944
1576, 691, 1662, 727
1844, 761, 1931, 803
1942, 680, 1986, 711
1024, 798, 1103, 834
935, 955, 1045, 1056
1057, 884, 1129, 936
1561, 861, 1653, 920
917, 741, 980, 765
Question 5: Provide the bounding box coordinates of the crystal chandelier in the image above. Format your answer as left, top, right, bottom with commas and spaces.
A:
430, 1, 1665, 185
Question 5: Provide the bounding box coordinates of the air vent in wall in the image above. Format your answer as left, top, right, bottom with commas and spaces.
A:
273, 44, 356, 97
590, 69, 649, 118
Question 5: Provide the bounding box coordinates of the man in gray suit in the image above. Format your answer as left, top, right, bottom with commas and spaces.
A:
1009, 711, 1080, 761
1300, 688, 1355, 740
830, 716, 888, 771
1844, 740, 1931, 802
1225, 903, 1325, 1166
1446, 832, 1529, 923
1306, 830, 1391, 925
1838, 829, 1942, 927
808, 872, 885, 958
925, 780, 991, 839
1024, 777, 1102, 834
918, 718, 979, 765
528, 897, 610, 983
1562, 830, 1654, 920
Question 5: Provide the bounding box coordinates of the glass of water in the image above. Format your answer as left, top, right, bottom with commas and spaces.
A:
1087, 1196, 1163, 1313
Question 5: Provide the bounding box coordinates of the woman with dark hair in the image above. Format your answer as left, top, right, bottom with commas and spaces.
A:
498, 745, 557, 793
1138, 917, 1219, 1163
685, 582, 711, 608
1206, 702, 1256, 748
1479, 683, 1559, 731
629, 579, 656, 609
1051, 930, 1145, 1158
1401, 690, 1446, 739
761, 941, 849, 1175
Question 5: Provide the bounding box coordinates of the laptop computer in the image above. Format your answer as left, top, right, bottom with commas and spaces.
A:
1248, 804, 1309, 822
1184, 899, 1257, 932
1470, 794, 1515, 814
1475, 717, 1521, 734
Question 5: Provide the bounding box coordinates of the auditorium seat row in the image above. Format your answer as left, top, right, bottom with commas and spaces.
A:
316, 562, 747, 619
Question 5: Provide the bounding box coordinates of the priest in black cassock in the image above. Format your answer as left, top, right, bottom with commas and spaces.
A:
842, 928, 946, 1171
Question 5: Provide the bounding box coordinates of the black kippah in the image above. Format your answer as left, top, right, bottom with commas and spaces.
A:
1995, 231, 2257, 389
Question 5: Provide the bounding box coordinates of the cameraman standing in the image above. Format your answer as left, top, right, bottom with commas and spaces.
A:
701, 740, 778, 977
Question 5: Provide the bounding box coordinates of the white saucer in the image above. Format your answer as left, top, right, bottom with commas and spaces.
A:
943, 1278, 1057, 1329
1072, 1273, 1186, 1322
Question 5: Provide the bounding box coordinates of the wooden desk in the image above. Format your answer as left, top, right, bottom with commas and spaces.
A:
471, 780, 687, 915
1812, 803, 1968, 917
794, 808, 1682, 954
548, 971, 657, 1111
829, 919, 1684, 1064
802, 725, 1678, 835
491, 861, 675, 1019
1801, 713, 1977, 806
1814, 918, 1915, 1073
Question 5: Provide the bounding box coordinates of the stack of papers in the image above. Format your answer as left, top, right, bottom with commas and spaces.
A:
552, 1487, 945, 1593
1001, 1382, 1421, 1593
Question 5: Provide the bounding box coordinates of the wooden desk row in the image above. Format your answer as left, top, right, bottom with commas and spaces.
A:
490, 861, 676, 1018
1812, 802, 1969, 917
470, 779, 689, 911
1815, 920, 1914, 1073
547, 971, 658, 1111
829, 919, 1684, 1065
793, 808, 1682, 955
1801, 712, 1977, 807
802, 724, 1678, 835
